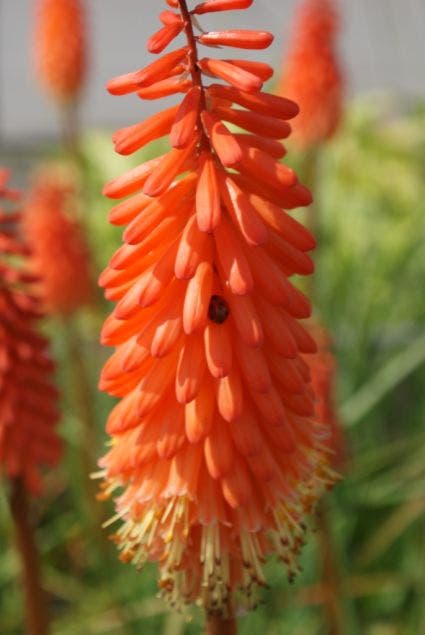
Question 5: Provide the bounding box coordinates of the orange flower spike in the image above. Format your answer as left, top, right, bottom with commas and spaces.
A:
33, 0, 85, 103
278, 0, 343, 149
99, 0, 337, 615
23, 173, 93, 316
0, 170, 61, 494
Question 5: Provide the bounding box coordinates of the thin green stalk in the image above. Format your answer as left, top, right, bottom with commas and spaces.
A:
61, 315, 103, 533
301, 146, 346, 635
61, 101, 81, 163
9, 478, 49, 635
162, 612, 186, 635
316, 502, 345, 635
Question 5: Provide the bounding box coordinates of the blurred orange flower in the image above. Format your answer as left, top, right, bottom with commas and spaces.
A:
0, 169, 61, 494
98, 0, 336, 613
278, 0, 343, 149
33, 0, 86, 103
23, 173, 93, 315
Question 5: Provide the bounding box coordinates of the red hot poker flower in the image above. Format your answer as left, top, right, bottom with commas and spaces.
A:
278, 0, 343, 149
23, 172, 94, 316
33, 0, 86, 103
0, 169, 61, 495
98, 0, 337, 613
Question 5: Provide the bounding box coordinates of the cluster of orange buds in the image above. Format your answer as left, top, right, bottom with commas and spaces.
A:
278, 0, 343, 149
98, 0, 336, 614
33, 0, 86, 103
22, 172, 94, 316
0, 169, 61, 494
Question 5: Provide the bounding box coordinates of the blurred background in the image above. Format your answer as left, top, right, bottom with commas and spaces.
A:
1, 1, 425, 635
1, 0, 424, 138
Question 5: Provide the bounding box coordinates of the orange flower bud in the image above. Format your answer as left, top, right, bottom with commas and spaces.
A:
199, 29, 273, 49
198, 57, 263, 92
170, 86, 202, 148
193, 0, 253, 14
147, 21, 184, 55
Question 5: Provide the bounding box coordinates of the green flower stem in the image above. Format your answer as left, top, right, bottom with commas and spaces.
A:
9, 478, 49, 635
301, 145, 346, 635
316, 501, 345, 635
61, 100, 82, 163
62, 315, 104, 537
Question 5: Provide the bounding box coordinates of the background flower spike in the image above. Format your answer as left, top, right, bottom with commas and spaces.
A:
0, 169, 62, 493
278, 0, 343, 149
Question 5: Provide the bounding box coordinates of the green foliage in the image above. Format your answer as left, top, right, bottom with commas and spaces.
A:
1, 96, 425, 634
